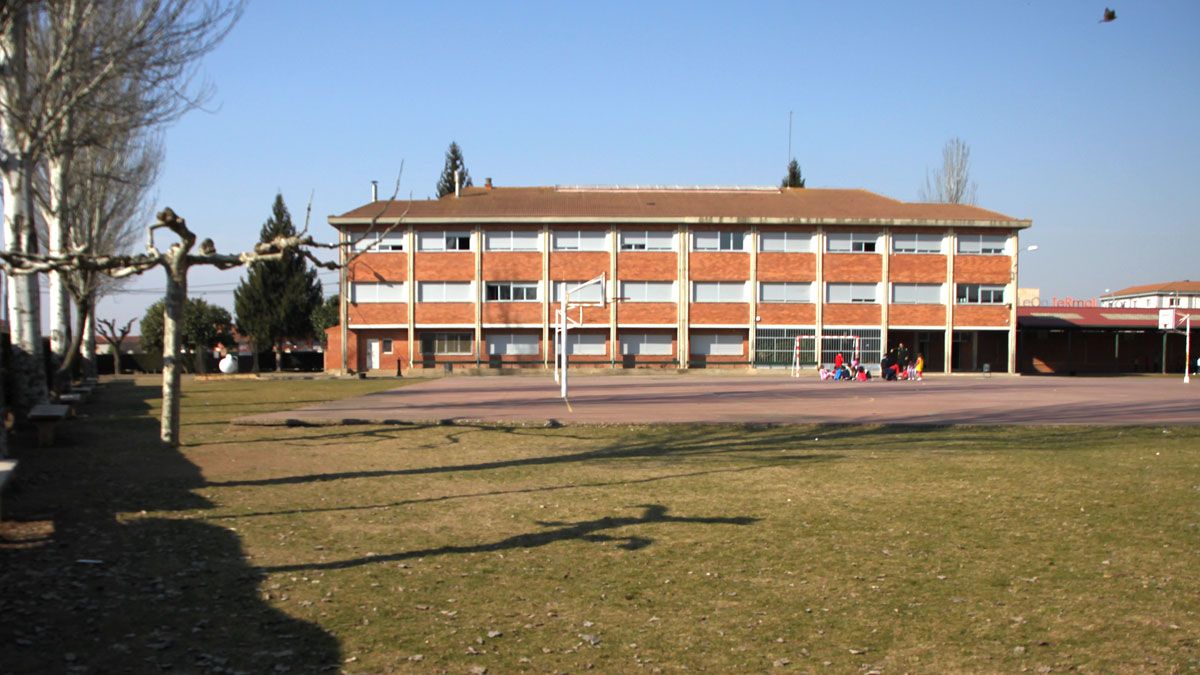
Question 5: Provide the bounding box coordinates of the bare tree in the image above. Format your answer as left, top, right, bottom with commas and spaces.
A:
97, 317, 135, 375
919, 136, 978, 205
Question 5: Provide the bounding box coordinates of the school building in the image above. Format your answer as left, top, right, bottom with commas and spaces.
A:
324, 184, 1032, 375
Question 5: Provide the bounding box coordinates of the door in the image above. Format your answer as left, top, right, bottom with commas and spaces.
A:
365, 339, 381, 370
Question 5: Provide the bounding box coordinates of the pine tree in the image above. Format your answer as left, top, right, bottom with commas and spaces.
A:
234, 194, 323, 372
781, 159, 806, 188
436, 141, 473, 198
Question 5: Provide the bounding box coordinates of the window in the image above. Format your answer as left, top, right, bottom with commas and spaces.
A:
620, 281, 675, 303
956, 284, 1006, 304
690, 333, 743, 356
1166, 297, 1180, 307
620, 230, 674, 251
759, 282, 812, 303
418, 230, 472, 251
620, 332, 673, 356
423, 332, 473, 355
352, 231, 405, 252
956, 234, 1007, 255
417, 281, 472, 302
487, 333, 539, 356
382, 339, 394, 354
693, 231, 745, 251
891, 283, 942, 304
567, 332, 606, 355
553, 229, 607, 251
892, 233, 943, 254
759, 231, 812, 253
350, 281, 406, 303
826, 232, 878, 253
485, 281, 539, 302
552, 280, 606, 303
826, 282, 878, 303
693, 281, 747, 303
485, 230, 539, 251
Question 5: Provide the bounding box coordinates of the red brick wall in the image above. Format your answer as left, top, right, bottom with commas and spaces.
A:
617, 303, 677, 324
348, 303, 406, 324
414, 303, 474, 324
824, 254, 882, 282
414, 252, 474, 280
354, 330, 408, 372
889, 305, 946, 326
617, 252, 676, 279
482, 303, 541, 324
550, 252, 608, 279
689, 303, 750, 324
690, 252, 749, 280
954, 256, 1011, 284
482, 252, 541, 279
323, 326, 343, 371
348, 253, 407, 281
954, 305, 1011, 327
889, 255, 946, 283
758, 253, 816, 281
757, 304, 816, 325
824, 304, 881, 325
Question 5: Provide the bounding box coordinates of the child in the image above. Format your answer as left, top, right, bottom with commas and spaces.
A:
915, 354, 925, 381
819, 366, 832, 381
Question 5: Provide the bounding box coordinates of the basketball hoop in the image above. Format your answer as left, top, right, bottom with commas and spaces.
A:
553, 273, 609, 405
1159, 309, 1192, 384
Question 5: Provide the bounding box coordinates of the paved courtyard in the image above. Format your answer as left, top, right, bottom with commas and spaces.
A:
234, 374, 1200, 427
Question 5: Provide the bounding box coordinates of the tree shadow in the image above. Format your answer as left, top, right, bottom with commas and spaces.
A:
263, 503, 759, 574
0, 380, 341, 673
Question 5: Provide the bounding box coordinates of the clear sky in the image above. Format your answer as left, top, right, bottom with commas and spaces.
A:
94, 0, 1200, 327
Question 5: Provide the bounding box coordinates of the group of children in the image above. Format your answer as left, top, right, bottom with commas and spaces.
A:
817, 342, 925, 382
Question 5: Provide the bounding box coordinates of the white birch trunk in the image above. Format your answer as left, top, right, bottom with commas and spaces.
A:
47, 152, 73, 367
82, 296, 97, 378
161, 248, 189, 445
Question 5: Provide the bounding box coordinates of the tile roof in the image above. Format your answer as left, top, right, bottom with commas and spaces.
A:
1018, 307, 1200, 329
330, 186, 1030, 226
1102, 281, 1200, 298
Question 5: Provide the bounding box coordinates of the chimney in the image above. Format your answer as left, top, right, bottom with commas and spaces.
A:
485, 177, 492, 190
454, 169, 460, 198
370, 180, 378, 202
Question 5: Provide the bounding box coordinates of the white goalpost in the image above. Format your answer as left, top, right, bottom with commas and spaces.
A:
553, 273, 607, 403
790, 333, 863, 377
1159, 309, 1193, 384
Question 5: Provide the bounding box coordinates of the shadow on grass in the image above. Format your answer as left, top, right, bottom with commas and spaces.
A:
263, 503, 759, 574
0, 380, 341, 673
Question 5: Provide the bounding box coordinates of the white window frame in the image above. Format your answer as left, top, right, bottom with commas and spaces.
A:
551, 280, 606, 304
425, 332, 473, 355
552, 229, 607, 251
759, 281, 812, 303
891, 283, 942, 304
692, 281, 748, 303
892, 233, 943, 254
956, 284, 1007, 305
620, 230, 674, 251
417, 281, 473, 302
350, 281, 407, 303
382, 338, 394, 354
759, 231, 813, 253
620, 281, 675, 303
692, 230, 746, 252
485, 281, 540, 302
487, 333, 539, 356
418, 230, 472, 252
567, 332, 606, 356
352, 231, 405, 252
826, 232, 879, 253
620, 332, 673, 356
485, 229, 540, 251
689, 332, 743, 356
826, 282, 878, 304
956, 234, 1008, 255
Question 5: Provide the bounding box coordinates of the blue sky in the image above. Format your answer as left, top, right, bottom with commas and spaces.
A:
98, 0, 1200, 325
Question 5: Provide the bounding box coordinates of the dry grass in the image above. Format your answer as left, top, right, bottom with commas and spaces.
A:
1, 376, 1198, 673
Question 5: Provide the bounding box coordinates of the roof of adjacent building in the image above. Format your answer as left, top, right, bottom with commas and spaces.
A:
329, 186, 1031, 227
1017, 307, 1199, 329
1102, 281, 1200, 298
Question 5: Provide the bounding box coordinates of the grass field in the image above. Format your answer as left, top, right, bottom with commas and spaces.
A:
1, 376, 1197, 673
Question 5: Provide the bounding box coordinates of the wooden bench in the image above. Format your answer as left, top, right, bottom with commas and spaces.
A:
0, 459, 16, 520
28, 404, 70, 447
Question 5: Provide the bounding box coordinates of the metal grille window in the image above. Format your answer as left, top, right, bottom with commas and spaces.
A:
690, 332, 744, 356
620, 230, 674, 251
956, 234, 1007, 255
826, 232, 878, 253
956, 284, 1006, 304
418, 230, 472, 251
423, 332, 473, 355
350, 282, 406, 303
891, 283, 942, 304
759, 282, 812, 303
693, 230, 745, 251
485, 282, 539, 302
759, 231, 813, 252
552, 281, 606, 303
755, 328, 816, 368
487, 333, 539, 355
621, 281, 675, 302
352, 232, 405, 252
620, 332, 673, 356
693, 281, 747, 303
821, 329, 882, 367
382, 339, 394, 353
552, 229, 607, 251
418, 281, 472, 302
826, 282, 878, 303
892, 233, 943, 254
485, 230, 539, 251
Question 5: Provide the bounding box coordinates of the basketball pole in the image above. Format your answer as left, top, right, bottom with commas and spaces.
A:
1185, 314, 1191, 385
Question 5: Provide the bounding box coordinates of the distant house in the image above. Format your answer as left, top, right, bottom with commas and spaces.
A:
1100, 281, 1200, 310
96, 334, 141, 355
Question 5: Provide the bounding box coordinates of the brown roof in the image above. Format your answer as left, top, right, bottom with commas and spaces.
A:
1103, 281, 1200, 298
330, 186, 1029, 227
1018, 307, 1200, 329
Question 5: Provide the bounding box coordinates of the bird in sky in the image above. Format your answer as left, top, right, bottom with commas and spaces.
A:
1100, 7, 1117, 23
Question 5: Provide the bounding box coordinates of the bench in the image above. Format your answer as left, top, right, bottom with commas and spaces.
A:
0, 459, 16, 520
28, 404, 70, 447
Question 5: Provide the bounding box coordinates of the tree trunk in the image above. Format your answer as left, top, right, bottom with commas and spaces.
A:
111, 339, 123, 377
47, 152, 74, 374
161, 253, 188, 446
54, 294, 90, 390
275, 342, 283, 372
251, 343, 259, 374
82, 297, 97, 379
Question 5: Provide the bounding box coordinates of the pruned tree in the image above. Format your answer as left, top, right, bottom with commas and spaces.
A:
919, 136, 978, 205
781, 159, 805, 188
435, 141, 472, 198
97, 317, 135, 375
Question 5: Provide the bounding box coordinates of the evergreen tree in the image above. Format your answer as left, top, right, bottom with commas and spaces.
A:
234, 194, 323, 372
311, 294, 340, 346
436, 141, 473, 198
781, 159, 806, 188
141, 297, 235, 373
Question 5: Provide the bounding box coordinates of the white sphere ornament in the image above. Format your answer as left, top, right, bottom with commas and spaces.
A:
218, 353, 238, 374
